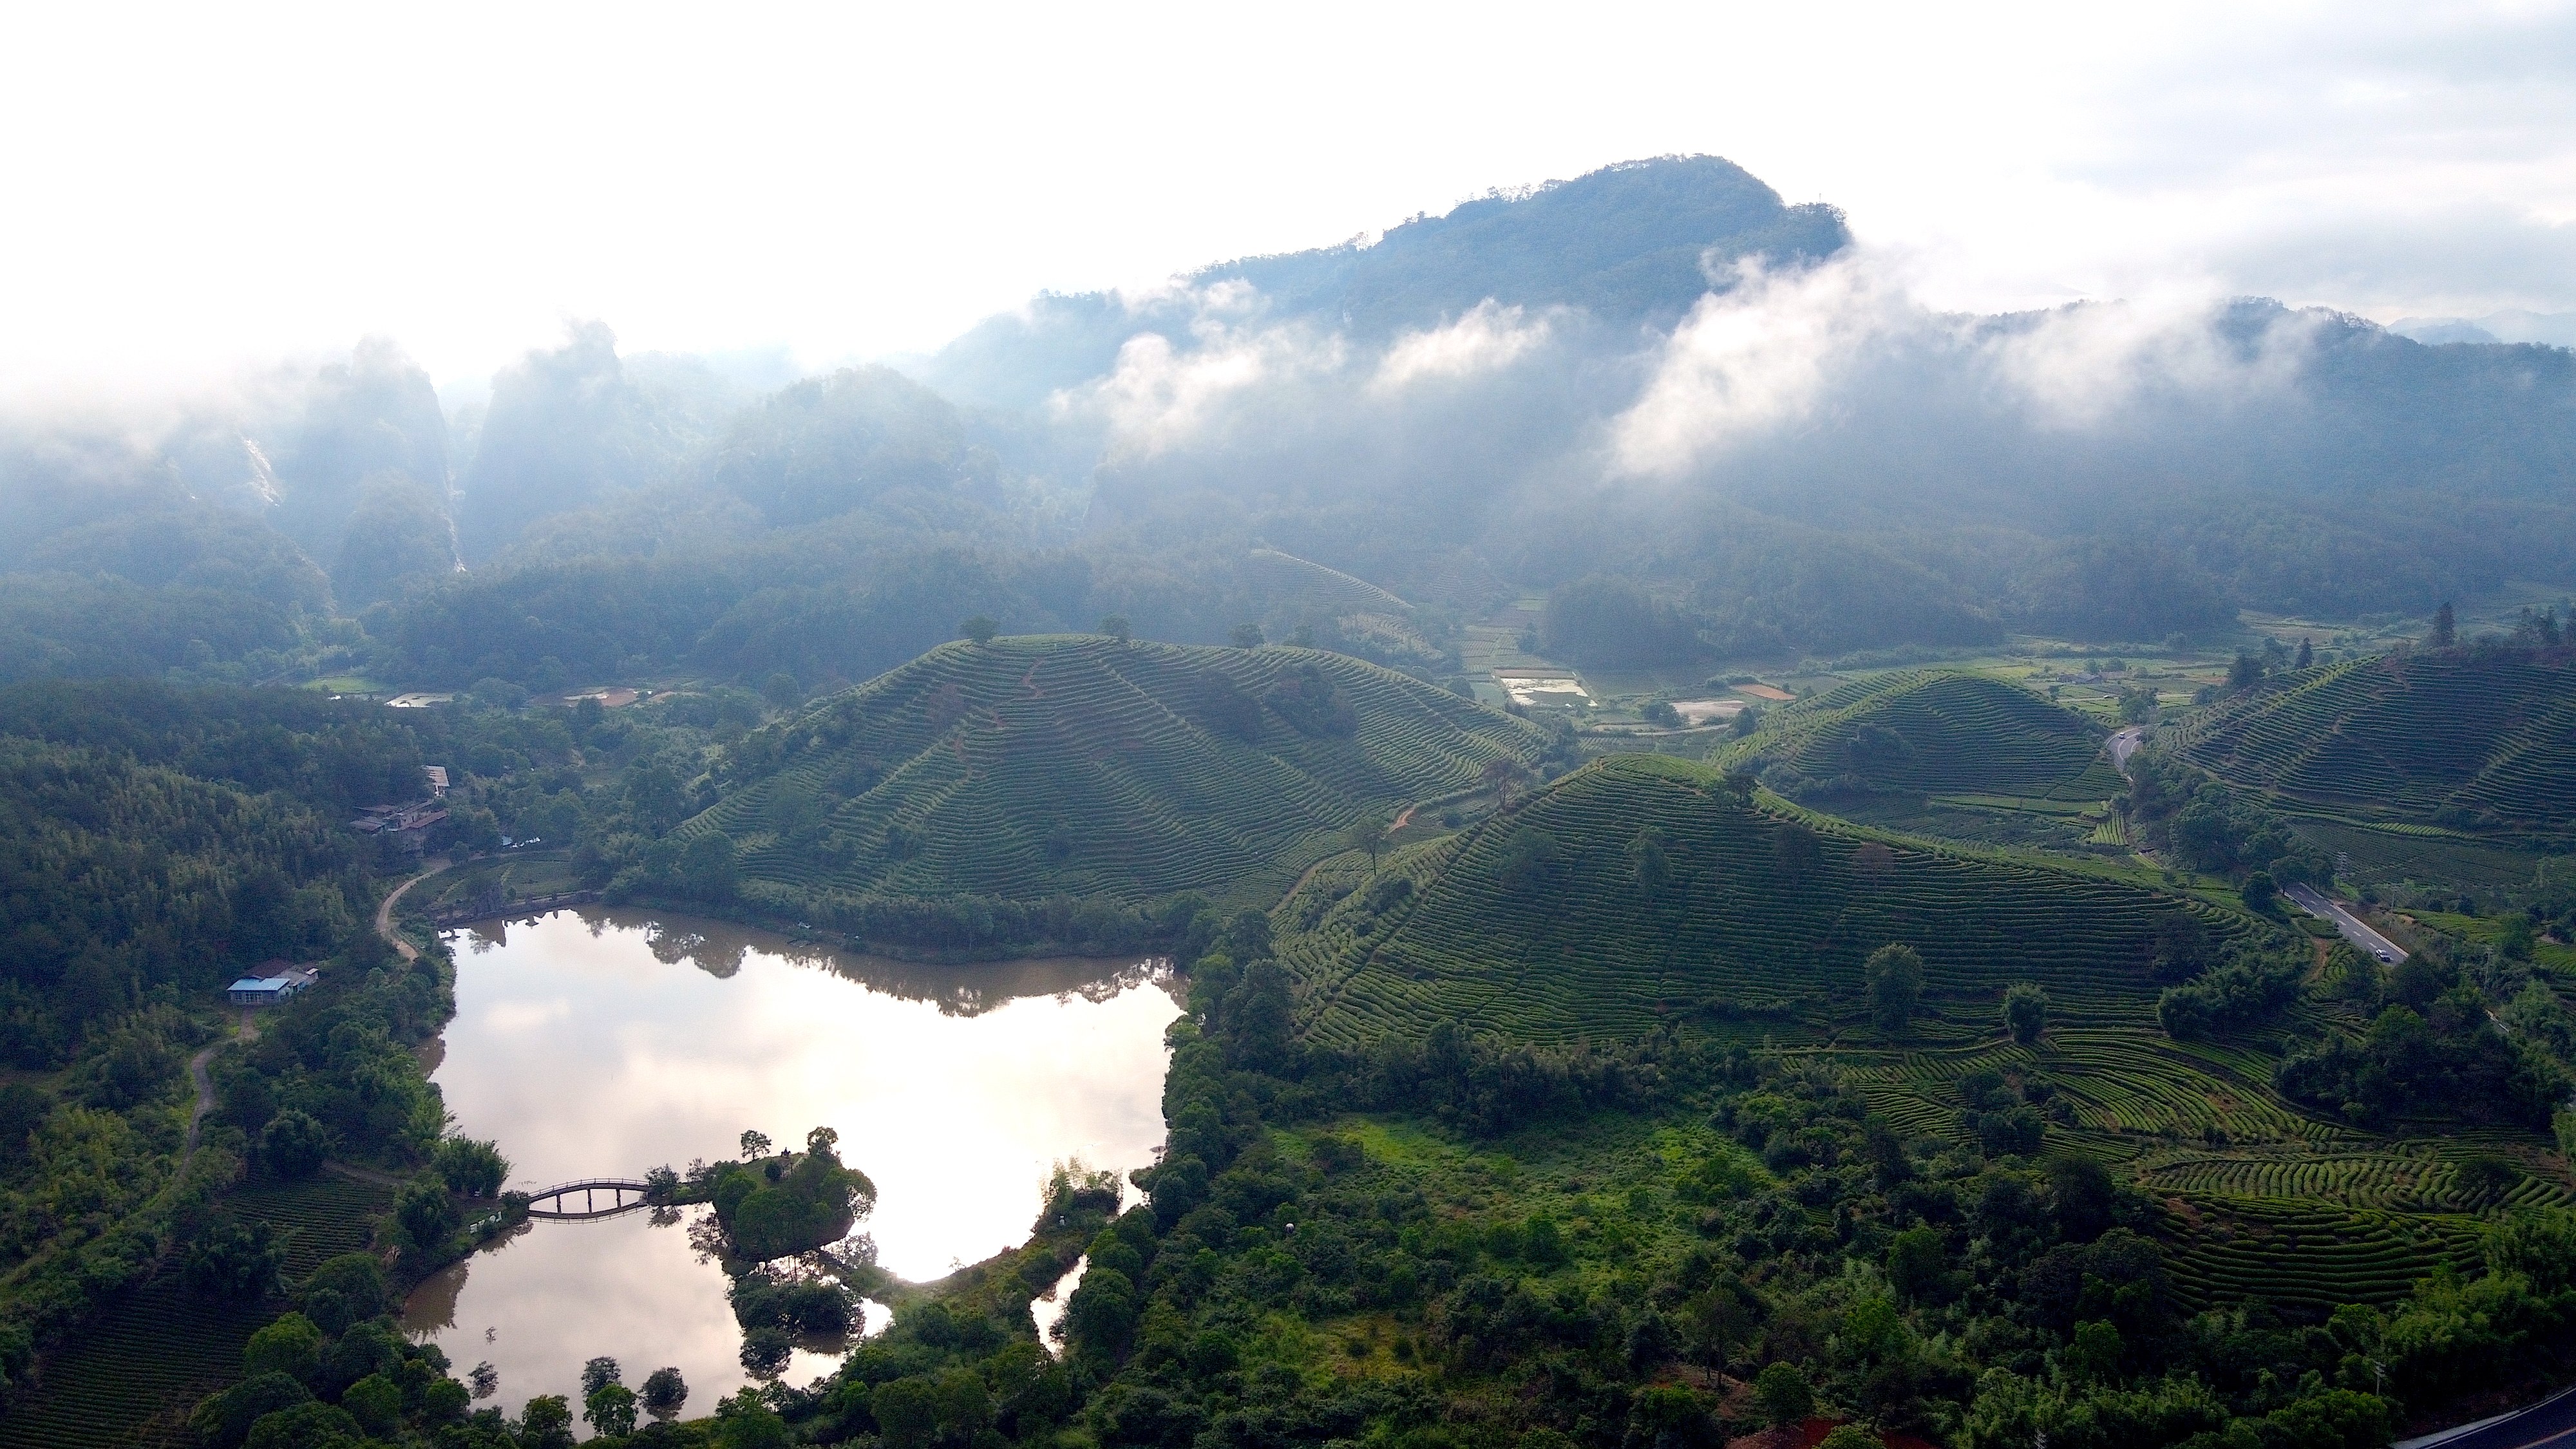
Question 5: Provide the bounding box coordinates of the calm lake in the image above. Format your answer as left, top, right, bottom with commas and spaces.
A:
401, 908, 1179, 1421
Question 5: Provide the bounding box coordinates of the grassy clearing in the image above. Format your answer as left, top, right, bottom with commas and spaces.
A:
415, 851, 591, 910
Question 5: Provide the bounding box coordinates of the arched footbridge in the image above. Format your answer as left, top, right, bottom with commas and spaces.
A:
524, 1179, 656, 1220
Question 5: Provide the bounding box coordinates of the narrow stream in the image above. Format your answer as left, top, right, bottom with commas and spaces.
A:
402, 909, 1177, 1421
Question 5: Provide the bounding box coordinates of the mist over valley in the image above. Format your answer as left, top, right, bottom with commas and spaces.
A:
4, 120, 2576, 1449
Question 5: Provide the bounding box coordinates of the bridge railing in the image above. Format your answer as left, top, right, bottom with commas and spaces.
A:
521, 1178, 657, 1218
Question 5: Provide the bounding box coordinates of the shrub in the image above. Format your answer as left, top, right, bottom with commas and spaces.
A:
392, 1172, 461, 1257
1756, 1360, 1814, 1427
641, 1365, 689, 1419
243, 1401, 364, 1449
243, 1313, 323, 1383
585, 1382, 639, 1437
431, 1136, 509, 1197
340, 1373, 402, 1436
2003, 982, 2049, 1045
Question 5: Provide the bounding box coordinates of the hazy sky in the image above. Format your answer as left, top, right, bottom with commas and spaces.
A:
3, 1, 2569, 393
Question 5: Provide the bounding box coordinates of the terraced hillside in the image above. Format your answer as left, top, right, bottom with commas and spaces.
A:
1280, 754, 2576, 1326
2177, 649, 2576, 831
1743, 670, 2121, 800
0, 1176, 393, 1449
688, 636, 1544, 916
1289, 753, 2239, 1048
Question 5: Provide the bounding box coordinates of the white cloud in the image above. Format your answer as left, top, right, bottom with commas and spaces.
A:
1611, 259, 1904, 476
1059, 310, 1347, 459
1973, 296, 2316, 429
1371, 301, 1552, 392
0, 2, 2570, 392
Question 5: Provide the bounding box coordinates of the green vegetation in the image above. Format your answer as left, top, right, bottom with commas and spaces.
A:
2177, 647, 2576, 835
667, 637, 1544, 945
700, 1127, 877, 1263
1739, 670, 2123, 804
1292, 753, 2237, 1047
655, 862, 2576, 1449
0, 679, 545, 1437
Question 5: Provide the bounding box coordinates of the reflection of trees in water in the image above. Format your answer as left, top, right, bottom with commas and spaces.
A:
401, 1218, 535, 1337
577, 907, 1172, 1014
686, 1208, 730, 1264
832, 956, 1173, 1017
645, 922, 743, 977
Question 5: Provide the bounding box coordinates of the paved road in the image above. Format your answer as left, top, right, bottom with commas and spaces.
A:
2108, 724, 2148, 773
2400, 1385, 2576, 1449
2283, 882, 2409, 963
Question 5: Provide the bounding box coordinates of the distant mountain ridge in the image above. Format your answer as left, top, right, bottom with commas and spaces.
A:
919, 155, 1847, 410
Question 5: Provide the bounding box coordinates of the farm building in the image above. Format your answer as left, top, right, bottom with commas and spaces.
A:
227, 965, 317, 1006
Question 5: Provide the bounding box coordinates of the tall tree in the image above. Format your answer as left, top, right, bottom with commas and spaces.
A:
1864, 942, 1926, 1032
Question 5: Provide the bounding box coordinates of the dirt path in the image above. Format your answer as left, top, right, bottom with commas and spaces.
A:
324, 1160, 407, 1188
181, 1009, 261, 1159
375, 861, 454, 963
1276, 803, 1423, 911
182, 1041, 220, 1158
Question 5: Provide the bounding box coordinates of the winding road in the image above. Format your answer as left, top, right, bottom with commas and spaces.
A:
2107, 724, 2148, 773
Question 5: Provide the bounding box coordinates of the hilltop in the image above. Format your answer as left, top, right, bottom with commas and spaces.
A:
1735, 670, 2121, 802
1284, 753, 2238, 1050
920, 155, 1848, 409
677, 636, 1546, 938
2175, 648, 2576, 833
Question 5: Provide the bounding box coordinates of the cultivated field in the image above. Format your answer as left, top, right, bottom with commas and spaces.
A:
2176, 650, 2576, 833
690, 637, 1547, 915
1287, 753, 2233, 1049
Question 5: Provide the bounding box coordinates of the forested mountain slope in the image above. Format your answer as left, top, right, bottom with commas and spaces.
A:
1734, 670, 2121, 801
2175, 647, 2576, 831
681, 637, 1546, 929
